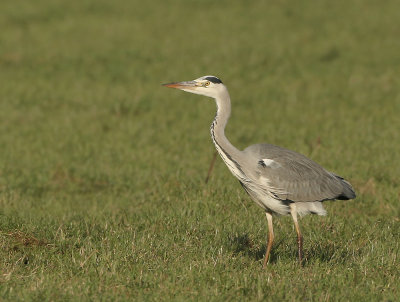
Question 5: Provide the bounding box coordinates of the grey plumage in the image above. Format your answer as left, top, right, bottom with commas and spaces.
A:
163, 75, 356, 266
243, 143, 355, 211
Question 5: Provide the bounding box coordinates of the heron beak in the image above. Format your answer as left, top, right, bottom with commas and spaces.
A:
162, 81, 198, 90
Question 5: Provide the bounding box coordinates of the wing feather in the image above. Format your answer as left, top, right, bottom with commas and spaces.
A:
244, 143, 354, 202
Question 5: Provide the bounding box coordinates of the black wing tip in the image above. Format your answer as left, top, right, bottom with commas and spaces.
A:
337, 189, 356, 200
337, 194, 352, 200
334, 174, 356, 200
258, 160, 266, 167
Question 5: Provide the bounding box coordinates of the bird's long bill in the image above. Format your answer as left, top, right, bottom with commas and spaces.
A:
162, 81, 197, 90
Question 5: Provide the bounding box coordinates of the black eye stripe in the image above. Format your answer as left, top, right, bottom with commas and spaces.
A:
204, 76, 223, 84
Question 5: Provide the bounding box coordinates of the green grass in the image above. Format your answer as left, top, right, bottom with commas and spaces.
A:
1, 0, 400, 300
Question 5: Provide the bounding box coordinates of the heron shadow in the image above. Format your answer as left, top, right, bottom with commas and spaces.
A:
304, 241, 361, 264
228, 233, 282, 264
229, 234, 358, 265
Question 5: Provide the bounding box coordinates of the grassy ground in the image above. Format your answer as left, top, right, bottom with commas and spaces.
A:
1, 0, 400, 300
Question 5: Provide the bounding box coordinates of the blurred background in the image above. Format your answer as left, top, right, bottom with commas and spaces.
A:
0, 0, 399, 300
1, 0, 398, 202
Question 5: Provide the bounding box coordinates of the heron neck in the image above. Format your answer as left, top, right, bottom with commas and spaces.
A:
211, 91, 242, 159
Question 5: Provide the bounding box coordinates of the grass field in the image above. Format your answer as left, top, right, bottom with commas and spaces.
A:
1, 0, 400, 300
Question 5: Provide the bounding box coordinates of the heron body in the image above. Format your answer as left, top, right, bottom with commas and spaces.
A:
163, 75, 356, 266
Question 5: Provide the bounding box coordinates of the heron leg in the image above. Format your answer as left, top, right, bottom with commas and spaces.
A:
263, 212, 274, 268
290, 204, 303, 264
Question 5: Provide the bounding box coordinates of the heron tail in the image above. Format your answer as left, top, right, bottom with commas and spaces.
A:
334, 175, 356, 200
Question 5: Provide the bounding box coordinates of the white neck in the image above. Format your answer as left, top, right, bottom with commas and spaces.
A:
210, 89, 244, 177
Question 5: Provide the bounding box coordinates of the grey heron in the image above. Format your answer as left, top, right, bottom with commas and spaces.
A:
163, 75, 356, 266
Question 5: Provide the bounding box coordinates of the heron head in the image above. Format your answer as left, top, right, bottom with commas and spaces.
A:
163, 75, 225, 98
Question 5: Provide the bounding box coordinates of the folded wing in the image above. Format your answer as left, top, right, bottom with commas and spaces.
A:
244, 144, 356, 203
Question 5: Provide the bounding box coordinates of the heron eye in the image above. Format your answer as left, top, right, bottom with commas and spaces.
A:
204, 81, 210, 87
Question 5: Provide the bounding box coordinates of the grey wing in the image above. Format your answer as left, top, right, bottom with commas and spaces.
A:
244, 144, 356, 202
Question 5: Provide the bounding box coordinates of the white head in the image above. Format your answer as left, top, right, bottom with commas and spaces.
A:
163, 75, 226, 99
